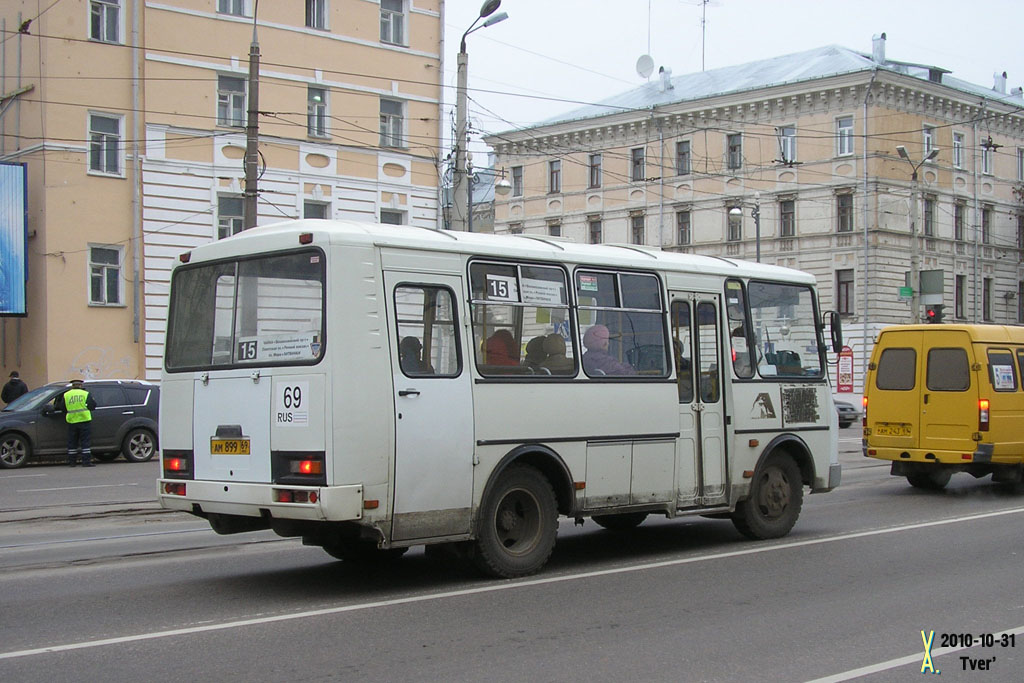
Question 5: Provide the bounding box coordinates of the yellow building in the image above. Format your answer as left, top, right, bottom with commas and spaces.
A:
484, 36, 1024, 397
1, 0, 443, 385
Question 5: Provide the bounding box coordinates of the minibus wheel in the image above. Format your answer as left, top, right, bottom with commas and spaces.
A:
592, 512, 649, 531
907, 469, 952, 491
474, 465, 557, 578
732, 453, 803, 540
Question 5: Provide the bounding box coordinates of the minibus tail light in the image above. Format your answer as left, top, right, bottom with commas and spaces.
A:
179, 251, 191, 263
299, 232, 313, 244
862, 396, 868, 426
979, 398, 990, 431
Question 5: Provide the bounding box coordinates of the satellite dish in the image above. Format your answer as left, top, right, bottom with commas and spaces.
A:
636, 54, 654, 79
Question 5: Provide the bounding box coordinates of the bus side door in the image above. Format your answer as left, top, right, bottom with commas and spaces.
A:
384, 273, 474, 541
671, 293, 728, 507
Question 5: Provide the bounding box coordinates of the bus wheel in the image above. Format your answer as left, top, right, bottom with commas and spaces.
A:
907, 469, 952, 491
592, 512, 649, 531
323, 540, 408, 563
474, 465, 557, 578
732, 454, 803, 540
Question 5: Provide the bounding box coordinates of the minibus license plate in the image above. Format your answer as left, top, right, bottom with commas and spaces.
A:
210, 439, 250, 455
875, 422, 911, 437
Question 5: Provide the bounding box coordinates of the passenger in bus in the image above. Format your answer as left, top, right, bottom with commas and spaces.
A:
524, 336, 548, 371
485, 330, 519, 366
582, 324, 636, 376
540, 334, 574, 374
399, 336, 432, 375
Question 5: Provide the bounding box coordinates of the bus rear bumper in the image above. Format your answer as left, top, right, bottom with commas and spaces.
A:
157, 479, 364, 522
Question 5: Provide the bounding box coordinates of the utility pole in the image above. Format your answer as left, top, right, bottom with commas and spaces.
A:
897, 145, 938, 323
243, 7, 260, 229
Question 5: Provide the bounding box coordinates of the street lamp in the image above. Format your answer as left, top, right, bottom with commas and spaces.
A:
729, 192, 761, 262
466, 152, 511, 233
896, 145, 940, 322
453, 1, 508, 231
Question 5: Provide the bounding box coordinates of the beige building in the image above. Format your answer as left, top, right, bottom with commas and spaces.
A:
1, 0, 443, 386
484, 36, 1024, 396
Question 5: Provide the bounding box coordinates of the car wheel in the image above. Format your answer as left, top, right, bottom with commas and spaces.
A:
122, 428, 157, 462
0, 433, 31, 469
838, 421, 852, 429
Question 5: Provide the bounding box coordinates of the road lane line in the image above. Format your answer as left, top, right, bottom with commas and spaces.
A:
1, 505, 1023, 661
805, 624, 1024, 682
0, 474, 47, 479
16, 483, 140, 493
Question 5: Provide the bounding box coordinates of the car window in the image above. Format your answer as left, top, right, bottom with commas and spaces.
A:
88, 386, 127, 408
124, 387, 150, 405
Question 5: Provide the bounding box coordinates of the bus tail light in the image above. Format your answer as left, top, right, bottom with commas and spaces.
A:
274, 489, 318, 504
862, 396, 868, 427
979, 398, 990, 431
163, 450, 193, 479
163, 482, 187, 496
292, 459, 323, 475
299, 232, 313, 244
178, 251, 191, 263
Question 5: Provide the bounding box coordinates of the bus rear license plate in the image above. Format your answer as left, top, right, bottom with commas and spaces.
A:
875, 423, 911, 437
210, 439, 250, 455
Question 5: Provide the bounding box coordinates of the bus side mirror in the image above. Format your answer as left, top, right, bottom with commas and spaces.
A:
825, 311, 843, 353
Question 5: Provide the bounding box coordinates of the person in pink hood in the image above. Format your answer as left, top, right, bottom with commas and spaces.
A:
582, 325, 635, 376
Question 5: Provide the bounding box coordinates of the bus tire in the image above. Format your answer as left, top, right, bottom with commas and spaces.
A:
907, 469, 952, 491
592, 512, 649, 531
474, 465, 557, 578
732, 453, 803, 540
322, 540, 408, 563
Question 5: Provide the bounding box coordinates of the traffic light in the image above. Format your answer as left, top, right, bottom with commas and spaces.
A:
925, 304, 945, 323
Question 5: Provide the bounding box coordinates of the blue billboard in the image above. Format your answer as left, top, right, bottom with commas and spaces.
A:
0, 162, 28, 316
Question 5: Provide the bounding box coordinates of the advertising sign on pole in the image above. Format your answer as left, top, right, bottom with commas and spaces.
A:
837, 345, 854, 393
0, 162, 28, 317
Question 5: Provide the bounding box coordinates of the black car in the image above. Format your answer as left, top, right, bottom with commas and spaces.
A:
0, 380, 159, 468
835, 399, 860, 429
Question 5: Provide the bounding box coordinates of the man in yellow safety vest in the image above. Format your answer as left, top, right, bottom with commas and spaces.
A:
55, 379, 97, 467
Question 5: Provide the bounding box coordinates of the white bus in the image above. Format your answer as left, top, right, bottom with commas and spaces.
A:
158, 220, 843, 577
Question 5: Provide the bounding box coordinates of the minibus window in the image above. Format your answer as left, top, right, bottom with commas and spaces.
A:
394, 285, 460, 378
926, 348, 970, 391
747, 281, 822, 379
987, 350, 1017, 392
876, 348, 916, 390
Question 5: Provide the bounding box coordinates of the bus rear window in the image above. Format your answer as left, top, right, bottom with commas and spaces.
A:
926, 348, 969, 391
875, 348, 916, 390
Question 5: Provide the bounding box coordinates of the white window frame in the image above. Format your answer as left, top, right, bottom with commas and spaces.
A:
217, 194, 244, 240
379, 98, 404, 148
548, 160, 561, 194
631, 214, 645, 244
778, 125, 797, 163
88, 112, 123, 176
90, 0, 121, 44
1018, 147, 1024, 181
380, 209, 405, 225
306, 0, 327, 30
676, 140, 691, 175
836, 116, 854, 156
676, 209, 691, 245
727, 206, 742, 241
923, 124, 936, 158
217, 0, 248, 17
307, 87, 328, 137
88, 244, 124, 306
631, 147, 646, 181
217, 75, 246, 128
779, 198, 795, 237
726, 134, 742, 170
380, 0, 406, 45
953, 132, 964, 169
511, 166, 523, 197
982, 144, 994, 175
588, 154, 602, 188
303, 200, 330, 219
588, 218, 602, 244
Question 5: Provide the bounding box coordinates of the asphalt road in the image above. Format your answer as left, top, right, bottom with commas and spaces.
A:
1, 431, 1022, 682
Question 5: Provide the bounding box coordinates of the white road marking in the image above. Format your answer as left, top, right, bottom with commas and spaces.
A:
1, 506, 1023, 661
805, 624, 1024, 682
16, 483, 139, 493
0, 527, 213, 550
0, 473, 47, 479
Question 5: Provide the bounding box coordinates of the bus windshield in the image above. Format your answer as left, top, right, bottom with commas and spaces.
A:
165, 249, 326, 371
746, 281, 823, 378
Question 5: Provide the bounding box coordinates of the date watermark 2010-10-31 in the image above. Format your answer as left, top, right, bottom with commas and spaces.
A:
921, 630, 1016, 674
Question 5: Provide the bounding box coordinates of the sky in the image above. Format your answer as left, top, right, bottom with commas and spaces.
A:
440, 0, 1024, 157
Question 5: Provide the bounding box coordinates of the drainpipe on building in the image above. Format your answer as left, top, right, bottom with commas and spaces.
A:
973, 105, 984, 322
131, 0, 142, 346
861, 68, 877, 395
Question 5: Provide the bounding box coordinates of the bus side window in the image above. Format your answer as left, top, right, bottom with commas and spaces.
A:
393, 285, 460, 378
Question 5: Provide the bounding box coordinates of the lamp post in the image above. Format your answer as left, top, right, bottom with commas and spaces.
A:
896, 145, 940, 322
453, 1, 508, 231
729, 192, 761, 262
466, 152, 511, 233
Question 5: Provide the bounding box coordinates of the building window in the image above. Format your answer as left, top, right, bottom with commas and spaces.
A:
589, 219, 602, 244
631, 214, 645, 244
218, 0, 246, 16
983, 277, 993, 321
780, 199, 795, 237
217, 75, 246, 127
836, 193, 853, 233
727, 206, 742, 241
88, 113, 121, 175
511, 166, 523, 197
380, 0, 404, 45
548, 222, 561, 237
955, 274, 966, 319
836, 116, 854, 156
923, 196, 936, 236
631, 147, 646, 181
380, 210, 404, 225
589, 154, 602, 188
982, 205, 992, 244
306, 0, 327, 29
1018, 148, 1024, 181
982, 144, 993, 174
217, 195, 244, 239
923, 125, 935, 157
90, 0, 120, 43
1018, 213, 1024, 250
508, 222, 523, 235
836, 269, 854, 316
89, 246, 122, 305
954, 201, 966, 241
676, 140, 691, 175
1019, 281, 1024, 324
726, 134, 742, 170
307, 87, 327, 137
779, 125, 796, 163
548, 160, 561, 193
676, 210, 691, 245
303, 201, 328, 219
953, 132, 965, 169
379, 98, 403, 147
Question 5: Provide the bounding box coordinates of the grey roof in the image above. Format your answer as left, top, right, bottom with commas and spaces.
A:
531, 45, 1022, 129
